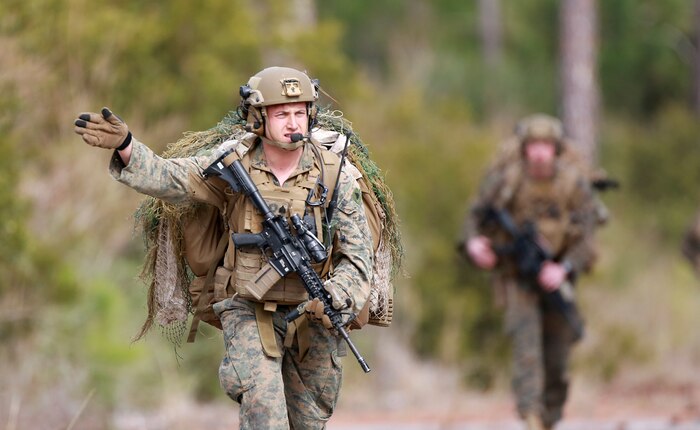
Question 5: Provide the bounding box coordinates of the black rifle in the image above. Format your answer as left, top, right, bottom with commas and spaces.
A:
478, 207, 585, 341
203, 149, 371, 373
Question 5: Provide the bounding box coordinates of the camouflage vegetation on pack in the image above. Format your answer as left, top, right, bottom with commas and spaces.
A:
134, 107, 403, 342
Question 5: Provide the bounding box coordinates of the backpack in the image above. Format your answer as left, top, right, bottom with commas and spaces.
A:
133, 109, 402, 344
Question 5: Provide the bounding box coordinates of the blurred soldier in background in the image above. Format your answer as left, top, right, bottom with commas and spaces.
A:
462, 114, 599, 430
73, 66, 373, 429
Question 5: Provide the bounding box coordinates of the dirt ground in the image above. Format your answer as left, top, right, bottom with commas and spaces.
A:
113, 335, 700, 430
113, 383, 700, 430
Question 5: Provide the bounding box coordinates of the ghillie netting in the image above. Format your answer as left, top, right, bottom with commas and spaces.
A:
133, 107, 403, 343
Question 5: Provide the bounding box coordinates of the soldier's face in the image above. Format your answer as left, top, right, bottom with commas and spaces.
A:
265, 102, 308, 142
524, 139, 556, 179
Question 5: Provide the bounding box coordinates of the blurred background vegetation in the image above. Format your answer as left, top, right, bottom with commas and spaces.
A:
2, 0, 700, 427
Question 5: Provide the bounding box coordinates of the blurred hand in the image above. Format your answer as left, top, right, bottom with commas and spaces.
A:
538, 261, 568, 292
74, 107, 130, 150
466, 235, 498, 269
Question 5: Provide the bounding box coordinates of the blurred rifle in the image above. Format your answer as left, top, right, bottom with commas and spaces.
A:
591, 177, 620, 192
476, 206, 585, 341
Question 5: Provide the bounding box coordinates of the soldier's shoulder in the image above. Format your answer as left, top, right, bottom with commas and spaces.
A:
214, 132, 258, 157
317, 144, 341, 165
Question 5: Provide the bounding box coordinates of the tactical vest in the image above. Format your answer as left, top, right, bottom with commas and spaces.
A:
498, 161, 581, 258
229, 147, 337, 304
185, 140, 342, 338
509, 180, 570, 256
185, 132, 393, 343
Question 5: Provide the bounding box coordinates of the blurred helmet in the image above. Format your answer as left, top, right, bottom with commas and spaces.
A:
239, 66, 320, 136
515, 113, 564, 153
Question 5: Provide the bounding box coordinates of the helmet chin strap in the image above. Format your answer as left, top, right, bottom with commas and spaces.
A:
260, 135, 306, 151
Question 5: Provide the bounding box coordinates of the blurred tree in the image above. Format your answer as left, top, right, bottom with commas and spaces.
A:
479, 0, 503, 67
599, 0, 692, 117
478, 0, 503, 116
560, 0, 600, 164
694, 0, 700, 114
317, 0, 407, 79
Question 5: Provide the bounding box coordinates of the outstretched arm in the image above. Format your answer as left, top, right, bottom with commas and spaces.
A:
73, 107, 226, 207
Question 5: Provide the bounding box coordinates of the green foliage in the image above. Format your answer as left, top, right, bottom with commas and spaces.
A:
576, 323, 653, 382
447, 0, 562, 115
347, 85, 511, 385
605, 106, 700, 240
0, 83, 30, 295
600, 0, 693, 116
317, 0, 407, 78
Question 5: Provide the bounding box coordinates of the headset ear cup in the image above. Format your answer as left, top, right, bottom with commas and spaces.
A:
308, 104, 318, 129
245, 106, 264, 136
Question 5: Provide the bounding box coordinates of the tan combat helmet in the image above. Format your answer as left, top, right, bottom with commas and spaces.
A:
515, 113, 565, 154
239, 66, 320, 136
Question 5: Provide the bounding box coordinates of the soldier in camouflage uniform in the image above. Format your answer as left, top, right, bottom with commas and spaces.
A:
462, 114, 598, 430
74, 66, 373, 429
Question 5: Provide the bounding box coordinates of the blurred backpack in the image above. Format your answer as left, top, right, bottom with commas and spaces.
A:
134, 109, 402, 344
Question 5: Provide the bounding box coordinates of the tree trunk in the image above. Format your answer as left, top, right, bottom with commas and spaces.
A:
559, 0, 599, 165
479, 0, 503, 117
479, 0, 503, 67
694, 0, 700, 114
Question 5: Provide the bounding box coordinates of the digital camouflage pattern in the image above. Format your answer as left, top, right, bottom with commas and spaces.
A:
214, 297, 342, 429
463, 135, 598, 428
109, 136, 372, 428
505, 281, 576, 428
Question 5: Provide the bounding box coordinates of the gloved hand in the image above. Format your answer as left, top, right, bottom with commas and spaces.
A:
304, 298, 333, 329
304, 282, 355, 330
74, 107, 131, 150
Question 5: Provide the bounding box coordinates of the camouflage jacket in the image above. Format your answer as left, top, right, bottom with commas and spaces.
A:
463, 156, 598, 276
109, 137, 373, 315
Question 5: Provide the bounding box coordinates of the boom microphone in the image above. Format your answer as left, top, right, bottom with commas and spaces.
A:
290, 133, 307, 143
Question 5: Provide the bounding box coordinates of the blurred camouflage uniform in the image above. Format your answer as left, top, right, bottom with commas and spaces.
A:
463, 114, 598, 429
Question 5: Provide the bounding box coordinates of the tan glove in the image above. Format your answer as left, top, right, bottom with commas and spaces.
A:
304, 298, 333, 329
74, 107, 131, 150
304, 281, 355, 330
323, 280, 353, 311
